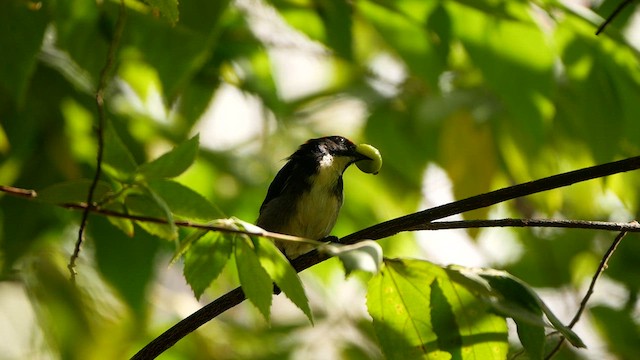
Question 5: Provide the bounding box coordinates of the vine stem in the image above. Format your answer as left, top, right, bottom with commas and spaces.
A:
67, 0, 127, 281
544, 228, 630, 359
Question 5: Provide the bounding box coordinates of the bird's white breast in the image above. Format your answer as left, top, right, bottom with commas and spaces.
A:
283, 154, 349, 235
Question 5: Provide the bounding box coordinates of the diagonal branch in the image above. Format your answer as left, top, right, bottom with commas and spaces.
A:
131, 155, 640, 359
596, 0, 635, 35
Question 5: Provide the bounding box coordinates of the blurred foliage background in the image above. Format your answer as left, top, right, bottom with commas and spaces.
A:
1, 0, 640, 359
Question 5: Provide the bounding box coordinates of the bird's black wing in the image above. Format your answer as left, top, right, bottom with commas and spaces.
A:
259, 160, 296, 214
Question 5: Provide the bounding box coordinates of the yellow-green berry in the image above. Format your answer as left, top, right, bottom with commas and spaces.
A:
355, 144, 382, 174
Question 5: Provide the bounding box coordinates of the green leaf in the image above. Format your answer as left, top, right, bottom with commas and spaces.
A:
145, 0, 179, 25
317, 0, 353, 60
104, 202, 135, 237
358, 1, 442, 87
183, 232, 233, 300
148, 179, 220, 220
481, 270, 585, 349
137, 135, 199, 179
254, 236, 313, 323
38, 179, 112, 204
235, 236, 273, 321
124, 191, 177, 240
0, 0, 48, 103
367, 259, 508, 359
103, 124, 138, 181
447, 266, 586, 350
450, 2, 554, 150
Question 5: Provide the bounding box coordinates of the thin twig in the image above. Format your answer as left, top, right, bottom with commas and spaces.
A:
67, 0, 127, 281
61, 203, 316, 244
544, 227, 630, 359
0, 185, 37, 198
132, 155, 640, 359
596, 0, 635, 35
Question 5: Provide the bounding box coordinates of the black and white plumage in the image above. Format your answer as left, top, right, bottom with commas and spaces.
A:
257, 136, 370, 258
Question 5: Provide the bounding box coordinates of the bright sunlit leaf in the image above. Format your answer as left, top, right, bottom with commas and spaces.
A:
137, 135, 199, 180
148, 179, 220, 220
253, 236, 313, 323
368, 259, 508, 359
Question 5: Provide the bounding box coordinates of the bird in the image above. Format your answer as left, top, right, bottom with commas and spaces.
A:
256, 136, 372, 259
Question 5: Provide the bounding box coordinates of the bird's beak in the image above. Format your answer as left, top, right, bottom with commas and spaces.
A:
352, 148, 372, 162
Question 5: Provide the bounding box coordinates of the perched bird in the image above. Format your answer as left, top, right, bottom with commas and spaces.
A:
257, 136, 372, 258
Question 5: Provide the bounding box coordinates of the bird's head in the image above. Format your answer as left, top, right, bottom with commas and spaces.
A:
291, 136, 371, 175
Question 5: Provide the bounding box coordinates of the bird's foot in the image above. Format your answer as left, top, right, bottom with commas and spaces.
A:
321, 235, 339, 244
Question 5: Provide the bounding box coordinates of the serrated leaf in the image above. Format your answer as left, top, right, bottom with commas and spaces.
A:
254, 236, 313, 323
137, 135, 199, 179
367, 259, 508, 360
38, 179, 112, 204
146, 0, 179, 25
323, 240, 383, 276
172, 228, 208, 265
103, 124, 138, 181
235, 236, 272, 321
148, 179, 220, 220
183, 232, 232, 300
125, 191, 176, 240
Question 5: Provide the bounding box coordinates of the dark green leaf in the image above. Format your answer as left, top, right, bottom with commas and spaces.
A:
103, 124, 138, 181
447, 266, 586, 349
183, 232, 233, 300
120, 11, 212, 100
358, 1, 442, 87
38, 179, 112, 204
0, 0, 48, 103
137, 135, 199, 179
145, 0, 179, 24
90, 216, 160, 317
235, 236, 272, 321
317, 0, 353, 60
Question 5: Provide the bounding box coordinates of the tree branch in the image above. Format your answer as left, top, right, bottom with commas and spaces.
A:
131, 155, 640, 359
414, 218, 640, 232
596, 0, 635, 35
68, 0, 127, 281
